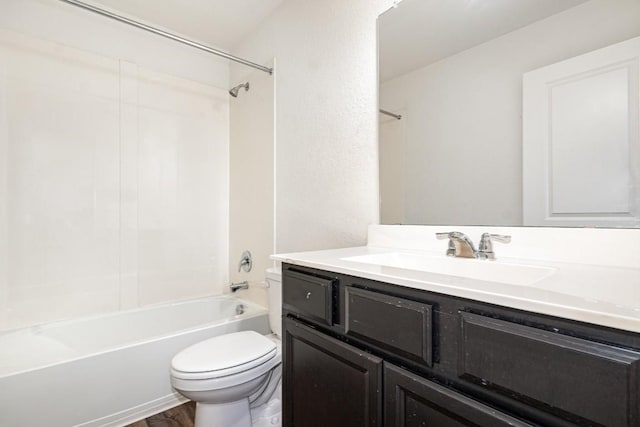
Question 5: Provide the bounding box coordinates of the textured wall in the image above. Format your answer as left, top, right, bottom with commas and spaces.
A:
232, 0, 394, 253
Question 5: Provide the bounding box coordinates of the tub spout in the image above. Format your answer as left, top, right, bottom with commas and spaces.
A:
230, 281, 249, 293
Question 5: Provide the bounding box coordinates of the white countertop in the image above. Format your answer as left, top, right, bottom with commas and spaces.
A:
272, 245, 640, 334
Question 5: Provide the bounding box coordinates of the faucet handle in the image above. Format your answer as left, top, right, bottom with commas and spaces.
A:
238, 250, 252, 272
435, 232, 457, 256
483, 233, 511, 244
478, 233, 511, 260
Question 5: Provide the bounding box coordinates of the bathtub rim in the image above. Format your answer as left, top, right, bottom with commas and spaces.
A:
0, 294, 268, 379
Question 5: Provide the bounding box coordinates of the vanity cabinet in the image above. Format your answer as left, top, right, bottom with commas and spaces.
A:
458, 312, 640, 427
282, 264, 640, 427
345, 287, 433, 367
384, 363, 533, 427
283, 317, 382, 426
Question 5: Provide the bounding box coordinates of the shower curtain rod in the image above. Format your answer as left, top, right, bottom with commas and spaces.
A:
379, 109, 402, 120
58, 0, 273, 75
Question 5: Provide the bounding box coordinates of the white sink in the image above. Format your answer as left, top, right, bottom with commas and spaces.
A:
341, 252, 556, 286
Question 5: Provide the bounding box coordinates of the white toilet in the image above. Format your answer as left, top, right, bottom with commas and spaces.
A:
170, 268, 282, 427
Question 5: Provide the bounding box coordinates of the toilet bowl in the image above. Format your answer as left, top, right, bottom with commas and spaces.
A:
170, 267, 282, 427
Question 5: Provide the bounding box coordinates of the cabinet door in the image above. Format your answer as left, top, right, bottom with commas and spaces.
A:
283, 317, 382, 427
458, 311, 640, 427
384, 364, 533, 427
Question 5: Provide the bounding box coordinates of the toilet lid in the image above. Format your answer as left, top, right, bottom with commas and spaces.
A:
171, 331, 276, 378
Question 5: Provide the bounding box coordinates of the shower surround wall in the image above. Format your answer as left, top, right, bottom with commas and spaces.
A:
0, 2, 231, 331
229, 64, 275, 308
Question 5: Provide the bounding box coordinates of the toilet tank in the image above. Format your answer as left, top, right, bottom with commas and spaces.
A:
266, 267, 282, 337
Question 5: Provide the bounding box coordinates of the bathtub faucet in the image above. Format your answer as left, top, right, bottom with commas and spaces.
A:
230, 281, 249, 293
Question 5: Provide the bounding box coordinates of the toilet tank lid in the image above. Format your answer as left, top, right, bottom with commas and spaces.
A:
171, 331, 276, 374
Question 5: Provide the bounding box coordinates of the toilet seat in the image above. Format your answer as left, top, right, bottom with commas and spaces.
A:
171, 331, 277, 380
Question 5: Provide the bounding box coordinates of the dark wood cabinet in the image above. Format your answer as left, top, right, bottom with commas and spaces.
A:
283, 317, 383, 427
283, 269, 335, 326
384, 363, 533, 427
282, 263, 640, 427
345, 286, 434, 367
458, 312, 640, 427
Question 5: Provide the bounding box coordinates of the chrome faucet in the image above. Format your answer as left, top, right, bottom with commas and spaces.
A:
436, 231, 478, 258
436, 231, 511, 260
238, 250, 252, 272
230, 281, 249, 292
477, 233, 511, 260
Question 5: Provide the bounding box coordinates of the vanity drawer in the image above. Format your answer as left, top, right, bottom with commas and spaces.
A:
458, 312, 640, 427
283, 270, 335, 326
345, 286, 433, 367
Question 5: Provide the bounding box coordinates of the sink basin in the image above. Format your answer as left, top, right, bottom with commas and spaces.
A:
341, 252, 556, 286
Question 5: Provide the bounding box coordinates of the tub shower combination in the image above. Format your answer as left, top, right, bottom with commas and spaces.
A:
0, 296, 269, 427
1, 2, 278, 426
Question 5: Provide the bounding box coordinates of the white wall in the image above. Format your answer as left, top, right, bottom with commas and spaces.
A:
0, 1, 231, 330
231, 0, 394, 254
229, 63, 275, 307
0, 0, 229, 87
380, 0, 640, 226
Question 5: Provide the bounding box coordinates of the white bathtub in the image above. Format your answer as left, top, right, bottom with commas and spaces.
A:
0, 295, 270, 427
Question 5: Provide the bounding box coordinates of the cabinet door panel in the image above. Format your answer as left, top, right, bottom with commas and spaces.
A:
459, 312, 640, 427
385, 364, 532, 427
345, 286, 433, 366
283, 317, 382, 427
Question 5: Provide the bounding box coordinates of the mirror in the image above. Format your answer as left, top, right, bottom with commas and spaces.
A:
378, 0, 640, 227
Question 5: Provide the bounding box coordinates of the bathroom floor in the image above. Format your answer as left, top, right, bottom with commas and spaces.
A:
126, 402, 195, 427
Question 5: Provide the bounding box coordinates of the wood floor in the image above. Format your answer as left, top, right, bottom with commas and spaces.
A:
126, 402, 195, 427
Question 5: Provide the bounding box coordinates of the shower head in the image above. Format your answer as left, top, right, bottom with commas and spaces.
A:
229, 82, 250, 97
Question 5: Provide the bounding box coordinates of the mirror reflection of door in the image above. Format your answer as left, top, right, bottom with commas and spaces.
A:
523, 36, 640, 227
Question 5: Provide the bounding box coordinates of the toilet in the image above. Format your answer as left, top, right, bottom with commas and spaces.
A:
170, 268, 282, 427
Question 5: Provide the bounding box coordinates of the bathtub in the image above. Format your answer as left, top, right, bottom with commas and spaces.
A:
0, 295, 270, 427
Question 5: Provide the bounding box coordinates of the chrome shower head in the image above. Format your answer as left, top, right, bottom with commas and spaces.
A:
229, 82, 250, 97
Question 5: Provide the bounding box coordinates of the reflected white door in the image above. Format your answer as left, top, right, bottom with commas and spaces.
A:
523, 36, 640, 227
